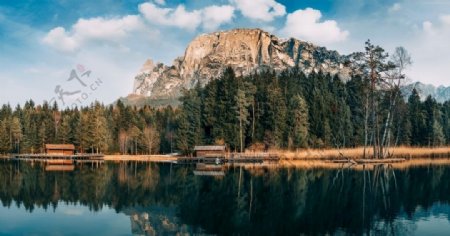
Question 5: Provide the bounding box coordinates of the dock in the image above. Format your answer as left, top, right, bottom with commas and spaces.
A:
177, 152, 279, 164
10, 153, 104, 165
45, 165, 76, 172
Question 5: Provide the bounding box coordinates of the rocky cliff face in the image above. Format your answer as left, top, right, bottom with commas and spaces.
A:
133, 28, 352, 99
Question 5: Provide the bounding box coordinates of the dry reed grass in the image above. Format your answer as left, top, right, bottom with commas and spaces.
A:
269, 146, 450, 160
104, 155, 177, 162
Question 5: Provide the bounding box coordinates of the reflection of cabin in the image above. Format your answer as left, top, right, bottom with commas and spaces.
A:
194, 145, 226, 158
45, 144, 75, 155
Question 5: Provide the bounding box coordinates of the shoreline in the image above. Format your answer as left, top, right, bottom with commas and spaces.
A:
103, 146, 450, 170
3, 146, 450, 169
103, 146, 450, 161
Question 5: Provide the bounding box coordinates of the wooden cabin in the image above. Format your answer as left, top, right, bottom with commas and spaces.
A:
194, 145, 226, 158
45, 144, 75, 155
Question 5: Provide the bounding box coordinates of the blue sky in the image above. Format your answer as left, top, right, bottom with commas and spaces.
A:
1, 0, 449, 106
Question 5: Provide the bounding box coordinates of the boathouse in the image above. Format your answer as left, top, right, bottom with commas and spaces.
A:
194, 145, 226, 158
45, 144, 75, 155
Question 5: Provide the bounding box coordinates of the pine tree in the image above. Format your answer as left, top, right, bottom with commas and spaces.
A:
10, 117, 23, 153
176, 113, 191, 155
432, 120, 445, 146
288, 94, 309, 148
267, 81, 287, 148
235, 89, 250, 152
408, 89, 426, 146
177, 85, 202, 153
57, 115, 71, 144
90, 103, 109, 153
442, 101, 450, 145
424, 95, 437, 146
0, 119, 10, 153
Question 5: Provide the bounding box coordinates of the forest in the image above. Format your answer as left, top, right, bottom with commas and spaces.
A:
0, 68, 449, 155
0, 42, 449, 155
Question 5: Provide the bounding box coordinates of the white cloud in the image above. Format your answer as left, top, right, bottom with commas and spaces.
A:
422, 15, 450, 36
43, 27, 78, 52
440, 14, 450, 25
422, 21, 434, 35
231, 0, 285, 22
202, 5, 235, 31
154, 0, 165, 5
42, 15, 146, 52
280, 8, 349, 45
139, 3, 234, 31
73, 15, 144, 41
406, 15, 450, 86
139, 3, 202, 31
388, 3, 401, 13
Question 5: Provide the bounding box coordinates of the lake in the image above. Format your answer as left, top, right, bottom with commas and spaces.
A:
1, 161, 450, 235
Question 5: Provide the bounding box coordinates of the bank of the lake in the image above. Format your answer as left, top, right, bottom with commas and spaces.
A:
101, 146, 450, 166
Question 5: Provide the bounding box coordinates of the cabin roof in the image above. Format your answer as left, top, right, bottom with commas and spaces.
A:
194, 145, 226, 151
45, 144, 75, 150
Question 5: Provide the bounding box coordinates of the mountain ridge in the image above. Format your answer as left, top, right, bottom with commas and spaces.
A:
402, 82, 450, 103
128, 28, 450, 106
132, 28, 352, 100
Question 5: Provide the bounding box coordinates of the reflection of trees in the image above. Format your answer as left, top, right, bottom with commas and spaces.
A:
1, 162, 450, 235
0, 162, 176, 212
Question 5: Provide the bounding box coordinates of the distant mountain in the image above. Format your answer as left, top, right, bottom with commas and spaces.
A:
131, 28, 352, 101
123, 28, 449, 107
402, 82, 450, 103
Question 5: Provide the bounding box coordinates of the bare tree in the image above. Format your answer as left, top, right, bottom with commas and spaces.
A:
352, 41, 407, 159
118, 129, 128, 154
381, 47, 412, 157
143, 125, 160, 154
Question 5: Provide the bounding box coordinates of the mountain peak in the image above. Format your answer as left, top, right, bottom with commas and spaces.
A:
133, 28, 352, 99
402, 82, 450, 103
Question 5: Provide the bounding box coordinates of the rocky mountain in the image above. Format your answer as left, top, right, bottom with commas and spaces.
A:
132, 28, 352, 100
402, 82, 450, 103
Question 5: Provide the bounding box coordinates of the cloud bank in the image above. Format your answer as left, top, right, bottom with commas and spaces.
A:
281, 8, 349, 45
231, 0, 286, 22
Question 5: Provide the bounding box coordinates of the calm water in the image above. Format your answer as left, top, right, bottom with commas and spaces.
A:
1, 161, 450, 235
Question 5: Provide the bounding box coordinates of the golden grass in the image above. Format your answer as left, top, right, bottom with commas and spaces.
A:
104, 155, 177, 163
103, 147, 450, 170
292, 159, 450, 169
269, 146, 450, 160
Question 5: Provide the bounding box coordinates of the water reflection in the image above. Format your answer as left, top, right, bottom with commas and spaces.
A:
1, 161, 450, 235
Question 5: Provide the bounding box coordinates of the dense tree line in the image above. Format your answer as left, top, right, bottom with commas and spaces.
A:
0, 69, 448, 155
0, 100, 178, 154
176, 67, 450, 154
0, 69, 449, 155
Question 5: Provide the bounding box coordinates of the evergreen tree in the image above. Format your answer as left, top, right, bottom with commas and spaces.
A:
90, 103, 109, 153
432, 120, 445, 146
235, 89, 250, 152
0, 119, 10, 153
10, 117, 23, 153
288, 94, 309, 148
408, 89, 426, 146
442, 101, 450, 144
57, 115, 71, 144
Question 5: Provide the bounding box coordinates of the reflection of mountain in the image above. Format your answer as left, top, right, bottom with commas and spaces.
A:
122, 206, 200, 236
2, 162, 450, 234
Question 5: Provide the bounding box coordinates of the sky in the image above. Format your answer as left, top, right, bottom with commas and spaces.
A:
0, 0, 449, 107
